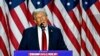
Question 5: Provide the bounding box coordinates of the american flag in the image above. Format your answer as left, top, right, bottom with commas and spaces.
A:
4, 0, 31, 55
0, 0, 100, 56
0, 0, 10, 56
81, 0, 100, 56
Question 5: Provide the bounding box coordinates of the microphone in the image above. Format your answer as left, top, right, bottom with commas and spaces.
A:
40, 23, 45, 30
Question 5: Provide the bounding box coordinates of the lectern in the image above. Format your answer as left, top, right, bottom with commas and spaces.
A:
14, 50, 72, 56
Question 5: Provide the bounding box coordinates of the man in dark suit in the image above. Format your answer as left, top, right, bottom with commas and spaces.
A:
18, 8, 68, 50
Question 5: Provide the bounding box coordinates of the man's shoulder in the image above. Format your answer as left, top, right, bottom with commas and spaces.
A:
24, 26, 37, 32
26, 26, 36, 30
48, 25, 61, 31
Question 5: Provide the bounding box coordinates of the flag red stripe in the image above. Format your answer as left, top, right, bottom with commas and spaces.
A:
82, 19, 100, 55
0, 6, 19, 51
0, 37, 9, 56
8, 28, 19, 49
0, 8, 8, 35
27, 9, 36, 26
20, 2, 28, 20
0, 7, 9, 56
77, 4, 82, 15
54, 7, 80, 54
81, 38, 91, 56
47, 0, 54, 12
95, 1, 100, 12
20, 2, 36, 26
86, 9, 100, 35
10, 10, 25, 33
48, 4, 81, 54
68, 10, 81, 33
46, 0, 54, 25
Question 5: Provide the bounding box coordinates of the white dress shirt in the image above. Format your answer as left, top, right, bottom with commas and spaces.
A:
37, 26, 49, 50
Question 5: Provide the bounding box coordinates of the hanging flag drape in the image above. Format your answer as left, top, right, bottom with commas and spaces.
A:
0, 0, 100, 56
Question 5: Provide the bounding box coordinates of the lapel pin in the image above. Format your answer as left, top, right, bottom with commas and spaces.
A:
51, 30, 53, 32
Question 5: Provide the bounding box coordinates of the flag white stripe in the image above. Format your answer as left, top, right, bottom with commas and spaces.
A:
90, 5, 100, 25
0, 0, 4, 6
0, 3, 6, 19
0, 50, 4, 56
73, 7, 82, 24
4, 2, 20, 56
86, 19, 100, 47
9, 41, 15, 56
55, 0, 80, 43
0, 22, 10, 56
28, 0, 36, 14
0, 0, 10, 55
81, 49, 86, 56
82, 9, 100, 47
81, 29, 97, 56
14, 6, 29, 28
44, 6, 53, 25
52, 13, 61, 28
8, 13, 22, 44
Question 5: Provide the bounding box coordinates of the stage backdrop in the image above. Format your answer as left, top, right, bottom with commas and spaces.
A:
0, 0, 100, 56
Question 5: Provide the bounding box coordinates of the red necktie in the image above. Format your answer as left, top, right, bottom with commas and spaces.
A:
42, 30, 47, 50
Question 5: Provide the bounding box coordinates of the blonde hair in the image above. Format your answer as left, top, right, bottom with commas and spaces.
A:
32, 8, 47, 19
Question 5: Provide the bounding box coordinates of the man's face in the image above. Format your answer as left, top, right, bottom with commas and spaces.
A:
34, 12, 48, 27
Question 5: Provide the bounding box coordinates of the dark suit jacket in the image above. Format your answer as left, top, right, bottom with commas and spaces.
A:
18, 26, 68, 50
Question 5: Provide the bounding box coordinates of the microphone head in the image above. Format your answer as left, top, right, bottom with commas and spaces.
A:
40, 23, 45, 30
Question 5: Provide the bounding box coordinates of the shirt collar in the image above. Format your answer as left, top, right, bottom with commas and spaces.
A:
37, 25, 48, 31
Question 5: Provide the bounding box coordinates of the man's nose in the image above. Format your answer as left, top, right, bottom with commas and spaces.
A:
40, 18, 44, 22
40, 19, 44, 23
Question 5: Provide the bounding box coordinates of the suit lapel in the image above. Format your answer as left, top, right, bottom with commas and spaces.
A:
34, 26, 40, 50
48, 26, 53, 50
